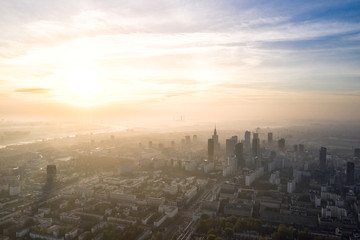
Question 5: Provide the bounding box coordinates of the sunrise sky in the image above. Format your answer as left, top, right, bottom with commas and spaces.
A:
1, 0, 360, 122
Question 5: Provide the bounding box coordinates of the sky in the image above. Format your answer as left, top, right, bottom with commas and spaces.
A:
0, 0, 360, 124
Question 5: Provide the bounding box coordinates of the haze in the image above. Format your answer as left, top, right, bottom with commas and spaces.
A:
0, 0, 360, 124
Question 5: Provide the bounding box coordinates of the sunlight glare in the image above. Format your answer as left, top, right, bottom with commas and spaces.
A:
66, 68, 100, 101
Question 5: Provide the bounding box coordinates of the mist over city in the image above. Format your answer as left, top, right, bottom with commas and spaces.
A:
0, 0, 360, 240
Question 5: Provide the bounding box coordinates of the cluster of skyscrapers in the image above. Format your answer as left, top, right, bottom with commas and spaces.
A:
207, 128, 273, 170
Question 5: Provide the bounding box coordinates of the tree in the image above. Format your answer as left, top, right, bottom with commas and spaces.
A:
298, 228, 310, 240
225, 227, 233, 239
207, 233, 217, 240
201, 213, 210, 220
150, 231, 162, 240
219, 217, 226, 228
208, 228, 216, 235
272, 224, 293, 240
199, 219, 210, 233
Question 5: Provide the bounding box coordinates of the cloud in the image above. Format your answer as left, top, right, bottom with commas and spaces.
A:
154, 79, 198, 85
14, 88, 52, 94
0, 1, 359, 121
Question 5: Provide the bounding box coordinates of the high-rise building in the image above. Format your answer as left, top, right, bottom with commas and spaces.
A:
270, 151, 276, 160
268, 132, 273, 144
148, 141, 153, 148
185, 136, 191, 145
299, 144, 305, 153
293, 145, 298, 153
226, 138, 236, 157
346, 162, 355, 184
252, 137, 260, 157
319, 147, 327, 169
193, 135, 197, 142
235, 142, 244, 169
208, 139, 214, 162
354, 148, 360, 158
278, 138, 285, 151
231, 136, 238, 143
212, 127, 219, 153
245, 131, 251, 151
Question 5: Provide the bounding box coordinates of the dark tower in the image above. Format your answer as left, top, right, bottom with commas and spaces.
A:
354, 148, 360, 158
278, 138, 285, 151
245, 131, 251, 151
346, 162, 355, 184
319, 147, 327, 169
235, 142, 244, 170
252, 133, 260, 157
212, 126, 219, 153
226, 138, 236, 157
208, 139, 214, 162
299, 144, 305, 153
268, 132, 273, 144
293, 145, 298, 153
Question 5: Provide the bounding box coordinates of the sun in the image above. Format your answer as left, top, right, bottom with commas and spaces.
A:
65, 68, 100, 102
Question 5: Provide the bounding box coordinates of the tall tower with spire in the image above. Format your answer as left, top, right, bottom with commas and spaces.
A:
212, 126, 220, 157
212, 126, 218, 144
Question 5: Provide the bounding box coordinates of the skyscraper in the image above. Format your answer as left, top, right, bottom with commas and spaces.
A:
185, 136, 191, 145
319, 147, 327, 169
278, 138, 285, 151
293, 144, 298, 153
208, 138, 214, 162
245, 131, 251, 151
268, 132, 273, 144
354, 148, 360, 158
231, 136, 238, 143
252, 134, 260, 158
226, 138, 236, 157
346, 162, 355, 184
212, 126, 218, 141
212, 127, 219, 152
235, 142, 244, 170
299, 144, 305, 153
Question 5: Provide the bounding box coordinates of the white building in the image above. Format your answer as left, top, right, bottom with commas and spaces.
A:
110, 192, 137, 202
287, 180, 295, 193
158, 205, 178, 218
321, 206, 347, 219
269, 171, 280, 185
184, 161, 196, 171
245, 167, 264, 186
315, 195, 321, 207
204, 162, 214, 173
153, 214, 167, 227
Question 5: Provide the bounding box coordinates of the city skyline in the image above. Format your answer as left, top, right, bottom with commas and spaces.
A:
0, 0, 360, 122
